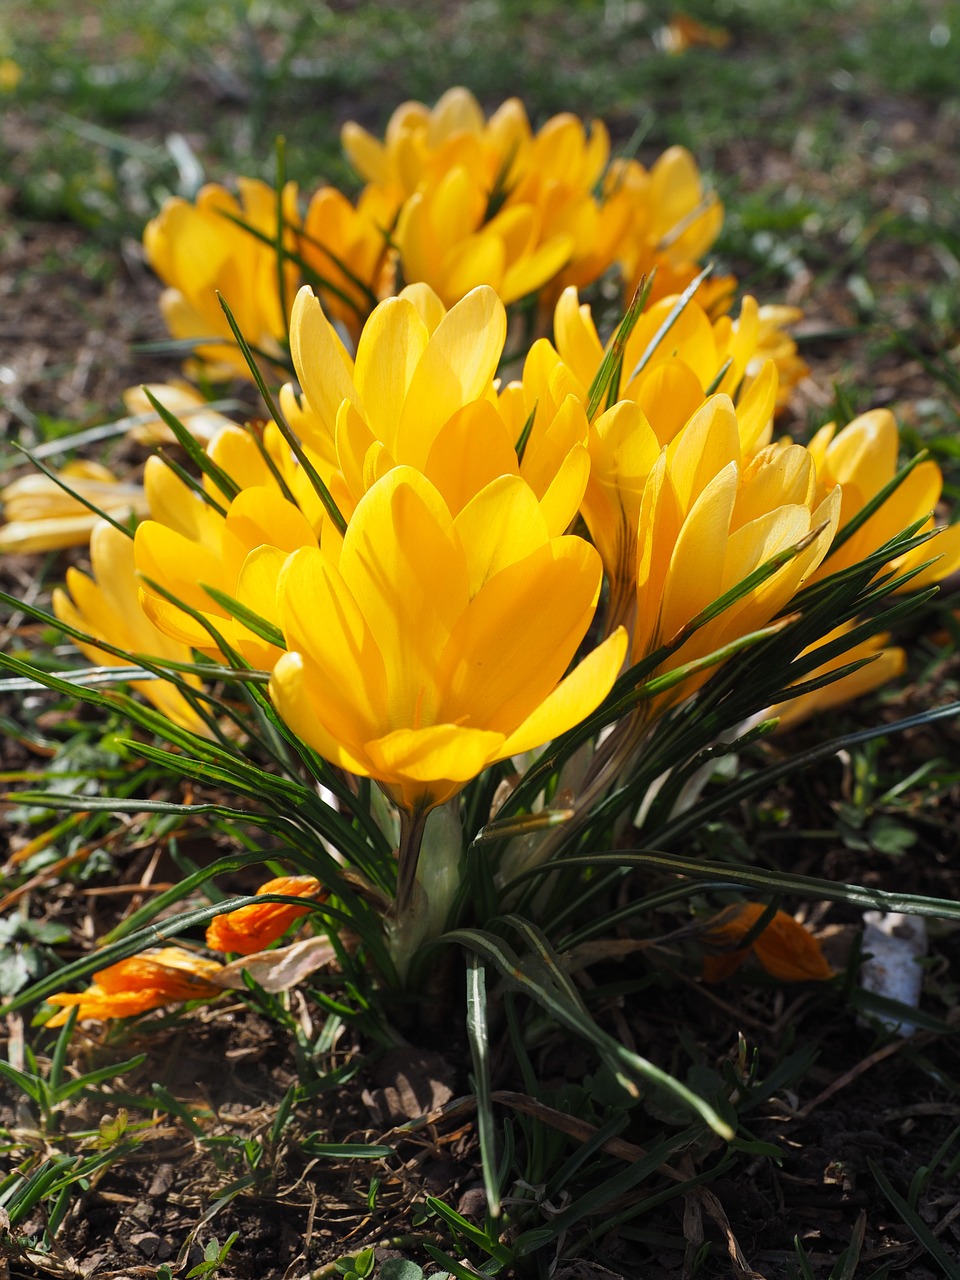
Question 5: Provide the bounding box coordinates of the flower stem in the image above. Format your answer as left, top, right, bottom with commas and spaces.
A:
395, 801, 431, 921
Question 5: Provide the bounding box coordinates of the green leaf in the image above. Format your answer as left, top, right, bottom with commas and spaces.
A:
443, 922, 734, 1139
519, 848, 960, 923
585, 273, 654, 419
465, 956, 500, 1217
142, 386, 240, 502
200, 585, 285, 649
299, 1140, 394, 1159
623, 263, 713, 384
379, 1262, 424, 1280
869, 1159, 960, 1279
6, 441, 136, 539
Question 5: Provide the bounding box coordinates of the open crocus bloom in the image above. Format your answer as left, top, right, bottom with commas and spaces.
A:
611, 147, 728, 310
490, 110, 625, 299
341, 87, 530, 212
46, 948, 225, 1026
550, 285, 785, 445
632, 395, 841, 702
143, 178, 299, 381
53, 520, 210, 734
0, 461, 147, 553
286, 284, 589, 533
807, 408, 960, 589
205, 875, 324, 955
270, 466, 626, 812
341, 90, 724, 310
393, 167, 575, 310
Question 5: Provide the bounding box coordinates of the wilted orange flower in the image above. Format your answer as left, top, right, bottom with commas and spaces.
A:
205, 875, 324, 955
46, 948, 225, 1026
655, 13, 732, 55
701, 902, 835, 983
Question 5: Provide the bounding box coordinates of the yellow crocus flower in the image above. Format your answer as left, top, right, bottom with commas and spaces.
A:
144, 178, 299, 382
807, 409, 960, 588
394, 164, 574, 309
552, 285, 772, 439
342, 86, 530, 211
52, 521, 209, 734
504, 112, 631, 299
287, 284, 589, 531
632, 395, 841, 704
611, 148, 728, 310
771, 624, 906, 733
0, 461, 148, 553
299, 184, 396, 342
134, 427, 318, 667
270, 466, 627, 814
345, 90, 635, 307
506, 288, 779, 626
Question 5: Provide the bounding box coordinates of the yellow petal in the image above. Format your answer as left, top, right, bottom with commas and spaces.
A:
436, 536, 601, 733
278, 546, 387, 739
289, 286, 359, 435
501, 626, 627, 757
269, 650, 374, 776
339, 473, 469, 725
353, 296, 429, 447
453, 474, 549, 595
423, 400, 518, 516
395, 286, 506, 467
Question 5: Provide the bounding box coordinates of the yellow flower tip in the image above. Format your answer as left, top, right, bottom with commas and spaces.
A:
205, 875, 324, 955
700, 903, 835, 984
46, 948, 225, 1026
53, 519, 212, 734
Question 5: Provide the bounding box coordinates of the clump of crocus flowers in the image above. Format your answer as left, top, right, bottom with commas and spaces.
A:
3, 89, 958, 1032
